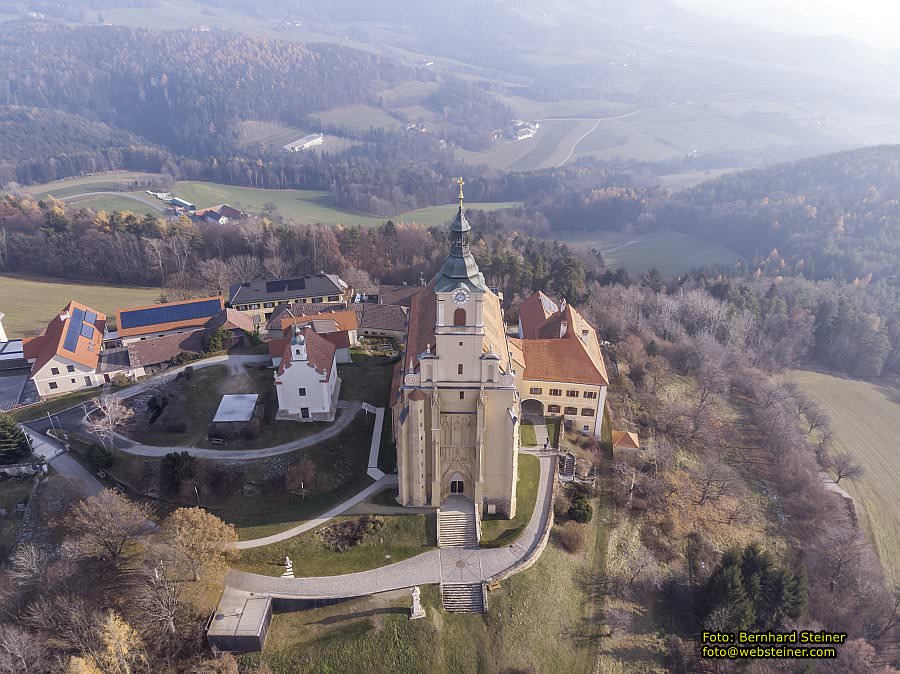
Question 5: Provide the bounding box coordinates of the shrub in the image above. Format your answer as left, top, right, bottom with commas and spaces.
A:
316, 516, 384, 552
161, 451, 194, 494
569, 497, 593, 524
204, 327, 231, 353
555, 522, 585, 554
85, 443, 113, 469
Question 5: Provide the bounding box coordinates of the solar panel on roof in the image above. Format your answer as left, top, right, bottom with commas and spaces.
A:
63, 308, 85, 352
119, 299, 222, 330
287, 279, 305, 291
80, 323, 94, 338
85, 311, 97, 325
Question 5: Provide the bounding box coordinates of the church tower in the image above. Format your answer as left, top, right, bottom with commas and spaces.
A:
394, 179, 521, 527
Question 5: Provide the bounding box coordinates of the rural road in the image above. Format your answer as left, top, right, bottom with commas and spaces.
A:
542, 109, 644, 168
56, 191, 166, 213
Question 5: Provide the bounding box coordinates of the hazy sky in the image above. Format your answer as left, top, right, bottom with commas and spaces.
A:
673, 0, 900, 49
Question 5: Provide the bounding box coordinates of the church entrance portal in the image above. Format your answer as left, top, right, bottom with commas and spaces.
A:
450, 479, 464, 494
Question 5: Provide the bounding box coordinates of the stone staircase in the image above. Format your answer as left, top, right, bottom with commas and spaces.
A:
438, 497, 478, 548
559, 451, 576, 481
441, 583, 485, 613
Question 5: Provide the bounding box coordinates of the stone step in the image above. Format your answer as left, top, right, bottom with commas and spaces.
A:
441, 583, 485, 613
438, 500, 478, 548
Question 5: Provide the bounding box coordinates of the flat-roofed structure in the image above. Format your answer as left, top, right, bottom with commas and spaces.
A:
206, 588, 272, 654
213, 394, 260, 423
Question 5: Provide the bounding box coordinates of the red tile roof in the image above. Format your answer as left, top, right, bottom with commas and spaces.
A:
276, 327, 337, 380
264, 302, 348, 331
280, 309, 358, 334
514, 292, 608, 386
612, 431, 640, 449
23, 301, 106, 375
360, 304, 409, 333
205, 308, 254, 334
321, 330, 351, 349
125, 330, 205, 368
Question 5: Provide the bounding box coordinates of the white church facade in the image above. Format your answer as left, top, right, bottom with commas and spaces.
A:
274, 326, 341, 422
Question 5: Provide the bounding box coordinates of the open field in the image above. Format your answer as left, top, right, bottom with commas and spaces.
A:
555, 229, 743, 276
784, 369, 900, 583
19, 174, 522, 227
62, 193, 160, 216
24, 171, 164, 199
172, 181, 385, 226
310, 104, 403, 132
657, 167, 742, 191
233, 513, 436, 577
240, 498, 604, 673
0, 273, 161, 338
396, 201, 522, 226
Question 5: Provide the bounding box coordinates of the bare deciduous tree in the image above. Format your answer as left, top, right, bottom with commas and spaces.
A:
8, 545, 47, 587
829, 452, 864, 484
64, 490, 152, 564
0, 624, 47, 674
227, 254, 261, 283
86, 396, 134, 450
139, 564, 181, 636
197, 258, 232, 296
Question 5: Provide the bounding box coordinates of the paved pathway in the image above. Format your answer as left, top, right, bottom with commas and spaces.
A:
225, 451, 555, 598
29, 433, 103, 495
236, 474, 398, 550
110, 401, 362, 459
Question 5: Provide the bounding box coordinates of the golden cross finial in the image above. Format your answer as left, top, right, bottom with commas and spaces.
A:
457, 176, 465, 206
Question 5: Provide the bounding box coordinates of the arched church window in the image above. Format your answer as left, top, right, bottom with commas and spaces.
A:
453, 308, 467, 326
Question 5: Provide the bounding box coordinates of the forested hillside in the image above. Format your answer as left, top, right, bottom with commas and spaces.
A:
657, 145, 900, 281
0, 22, 412, 156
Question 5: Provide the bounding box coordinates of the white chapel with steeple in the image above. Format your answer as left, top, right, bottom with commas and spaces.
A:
392, 179, 521, 531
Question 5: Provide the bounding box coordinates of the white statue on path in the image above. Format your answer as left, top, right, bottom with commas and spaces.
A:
409, 585, 425, 620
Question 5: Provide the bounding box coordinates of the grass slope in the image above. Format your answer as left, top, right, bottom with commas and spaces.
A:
240, 502, 604, 673
234, 513, 436, 577
784, 369, 900, 583
0, 273, 161, 338
64, 194, 159, 216
555, 229, 742, 276
24, 171, 164, 199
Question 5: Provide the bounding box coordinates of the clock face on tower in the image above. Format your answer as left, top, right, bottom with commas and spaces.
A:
452, 288, 470, 306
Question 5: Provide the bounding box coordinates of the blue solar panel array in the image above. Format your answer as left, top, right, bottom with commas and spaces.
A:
80, 323, 94, 338
63, 308, 86, 352
119, 298, 222, 330
85, 311, 97, 325
266, 278, 306, 293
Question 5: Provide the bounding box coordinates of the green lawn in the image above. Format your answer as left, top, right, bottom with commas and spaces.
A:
310, 104, 403, 132
337, 355, 396, 407
233, 513, 436, 576
0, 273, 162, 338
24, 171, 164, 199
172, 181, 385, 226
240, 490, 604, 674
393, 202, 522, 226
0, 479, 34, 559
555, 228, 743, 276
64, 193, 160, 216
480, 453, 540, 548
784, 369, 900, 583
519, 421, 537, 446
545, 418, 561, 448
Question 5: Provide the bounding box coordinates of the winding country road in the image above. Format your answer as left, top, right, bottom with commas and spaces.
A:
541, 109, 645, 168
